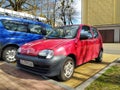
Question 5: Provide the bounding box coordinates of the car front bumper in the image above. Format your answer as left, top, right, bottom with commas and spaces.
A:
16, 54, 66, 77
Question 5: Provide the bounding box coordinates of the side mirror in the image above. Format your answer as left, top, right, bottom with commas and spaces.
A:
80, 33, 89, 40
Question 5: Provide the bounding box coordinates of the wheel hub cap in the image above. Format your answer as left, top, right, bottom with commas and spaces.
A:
64, 61, 74, 78
6, 50, 16, 62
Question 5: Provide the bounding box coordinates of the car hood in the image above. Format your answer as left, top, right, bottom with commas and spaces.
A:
20, 39, 74, 56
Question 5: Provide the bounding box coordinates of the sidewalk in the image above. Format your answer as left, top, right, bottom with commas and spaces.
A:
103, 43, 120, 54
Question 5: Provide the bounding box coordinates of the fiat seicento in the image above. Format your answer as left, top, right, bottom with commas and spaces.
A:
16, 24, 103, 81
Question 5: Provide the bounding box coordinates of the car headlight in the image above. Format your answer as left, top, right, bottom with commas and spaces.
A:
18, 48, 21, 53
38, 50, 54, 59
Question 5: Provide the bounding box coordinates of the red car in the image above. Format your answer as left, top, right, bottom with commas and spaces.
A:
16, 24, 103, 81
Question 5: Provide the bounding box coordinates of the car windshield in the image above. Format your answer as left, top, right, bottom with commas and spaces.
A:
45, 25, 79, 39
28, 24, 52, 35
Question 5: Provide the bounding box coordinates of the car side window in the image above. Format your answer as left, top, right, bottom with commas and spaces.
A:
80, 26, 92, 39
2, 20, 28, 32
92, 27, 99, 38
28, 24, 48, 35
28, 24, 42, 34
17, 24, 28, 32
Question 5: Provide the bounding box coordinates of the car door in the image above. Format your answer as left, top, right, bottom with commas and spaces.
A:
91, 27, 101, 58
77, 25, 94, 65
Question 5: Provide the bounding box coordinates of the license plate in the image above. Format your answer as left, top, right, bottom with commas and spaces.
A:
20, 60, 34, 67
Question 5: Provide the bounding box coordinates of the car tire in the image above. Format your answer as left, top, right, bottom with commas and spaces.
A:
58, 57, 75, 81
95, 50, 103, 62
2, 46, 18, 63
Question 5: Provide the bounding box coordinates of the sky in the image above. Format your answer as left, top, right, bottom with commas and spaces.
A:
73, 0, 81, 24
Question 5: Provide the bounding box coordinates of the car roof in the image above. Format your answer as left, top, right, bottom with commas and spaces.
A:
0, 16, 52, 28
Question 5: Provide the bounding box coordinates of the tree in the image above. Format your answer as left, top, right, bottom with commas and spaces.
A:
1, 0, 44, 16
67, 7, 75, 25
56, 0, 75, 25
0, 0, 77, 26
2, 0, 27, 11
52, 0, 57, 27
0, 0, 5, 7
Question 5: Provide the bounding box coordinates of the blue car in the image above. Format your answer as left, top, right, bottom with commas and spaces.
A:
0, 16, 53, 62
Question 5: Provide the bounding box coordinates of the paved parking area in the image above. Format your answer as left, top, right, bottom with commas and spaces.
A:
0, 62, 64, 90
0, 43, 119, 90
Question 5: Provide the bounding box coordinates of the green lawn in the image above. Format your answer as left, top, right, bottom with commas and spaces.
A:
85, 63, 120, 90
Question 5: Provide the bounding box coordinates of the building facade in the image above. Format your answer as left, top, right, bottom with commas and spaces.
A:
81, 0, 120, 43
81, 0, 120, 25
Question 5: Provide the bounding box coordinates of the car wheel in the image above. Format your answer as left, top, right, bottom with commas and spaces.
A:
2, 46, 18, 63
95, 50, 103, 62
58, 57, 75, 81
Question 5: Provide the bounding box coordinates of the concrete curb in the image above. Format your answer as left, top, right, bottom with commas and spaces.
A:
75, 58, 120, 90
47, 79, 75, 90
41, 75, 75, 90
